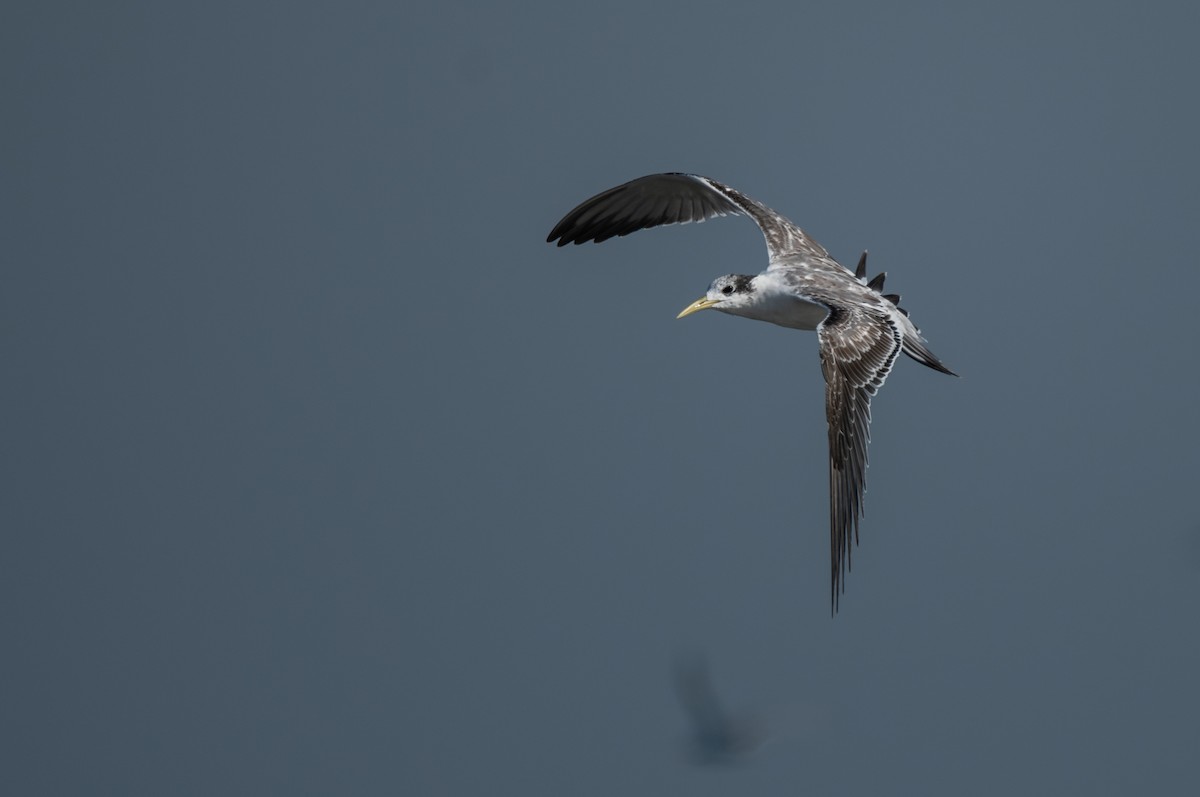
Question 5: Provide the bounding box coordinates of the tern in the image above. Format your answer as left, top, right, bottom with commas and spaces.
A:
547, 173, 956, 611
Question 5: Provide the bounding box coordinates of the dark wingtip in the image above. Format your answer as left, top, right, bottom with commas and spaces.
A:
854, 250, 868, 280
866, 272, 887, 292
546, 230, 585, 246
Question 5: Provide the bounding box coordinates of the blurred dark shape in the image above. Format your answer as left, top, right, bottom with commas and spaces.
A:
672, 652, 766, 765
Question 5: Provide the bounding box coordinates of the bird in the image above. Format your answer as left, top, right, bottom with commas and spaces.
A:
547, 173, 957, 612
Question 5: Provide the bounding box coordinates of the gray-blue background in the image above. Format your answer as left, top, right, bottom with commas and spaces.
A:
4, 1, 1198, 794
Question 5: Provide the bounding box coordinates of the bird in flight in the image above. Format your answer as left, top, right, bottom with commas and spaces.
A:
547, 173, 957, 612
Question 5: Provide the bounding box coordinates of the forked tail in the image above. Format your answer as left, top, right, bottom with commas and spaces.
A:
855, 252, 958, 377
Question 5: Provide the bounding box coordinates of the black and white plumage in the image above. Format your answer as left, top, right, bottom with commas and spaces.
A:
547, 173, 956, 612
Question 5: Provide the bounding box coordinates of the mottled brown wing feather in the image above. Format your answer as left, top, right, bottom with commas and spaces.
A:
817, 306, 903, 612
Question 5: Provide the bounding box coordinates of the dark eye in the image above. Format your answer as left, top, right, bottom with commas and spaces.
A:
721, 285, 734, 295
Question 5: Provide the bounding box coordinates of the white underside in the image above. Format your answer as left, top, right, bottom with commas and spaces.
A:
713, 273, 831, 330
722, 291, 829, 330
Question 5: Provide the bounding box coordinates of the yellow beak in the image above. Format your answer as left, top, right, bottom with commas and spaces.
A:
676, 297, 720, 319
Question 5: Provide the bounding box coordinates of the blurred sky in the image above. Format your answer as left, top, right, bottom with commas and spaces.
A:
3, 1, 1199, 795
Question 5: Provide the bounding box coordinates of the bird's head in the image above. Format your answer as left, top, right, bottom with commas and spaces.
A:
676, 275, 756, 319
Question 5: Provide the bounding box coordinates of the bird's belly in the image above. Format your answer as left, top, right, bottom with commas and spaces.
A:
755, 295, 829, 330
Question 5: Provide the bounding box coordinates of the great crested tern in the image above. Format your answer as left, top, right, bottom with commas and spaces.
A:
547, 173, 957, 612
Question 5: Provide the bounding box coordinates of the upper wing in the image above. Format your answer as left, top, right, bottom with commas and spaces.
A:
817, 305, 903, 612
546, 173, 830, 264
